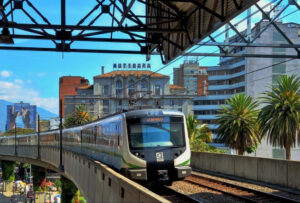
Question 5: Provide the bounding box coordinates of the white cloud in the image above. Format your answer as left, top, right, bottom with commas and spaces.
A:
14, 79, 23, 84
37, 72, 47, 77
0, 80, 58, 115
1, 70, 12, 78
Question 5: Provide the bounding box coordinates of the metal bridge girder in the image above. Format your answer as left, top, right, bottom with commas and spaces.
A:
1, 0, 298, 63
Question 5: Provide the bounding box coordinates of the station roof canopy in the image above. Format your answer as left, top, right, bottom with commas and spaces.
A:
0, 0, 258, 63
146, 0, 259, 63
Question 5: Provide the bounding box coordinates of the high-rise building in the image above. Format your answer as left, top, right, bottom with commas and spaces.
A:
173, 57, 208, 95
59, 76, 89, 117
193, 21, 300, 159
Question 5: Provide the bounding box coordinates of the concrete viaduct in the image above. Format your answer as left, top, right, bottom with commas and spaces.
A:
1, 145, 300, 202
0, 145, 167, 203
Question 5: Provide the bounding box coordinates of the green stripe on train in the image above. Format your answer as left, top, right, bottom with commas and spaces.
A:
121, 157, 143, 169
82, 146, 143, 169
178, 158, 190, 166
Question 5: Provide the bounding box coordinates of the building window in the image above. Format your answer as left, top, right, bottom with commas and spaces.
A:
103, 100, 109, 106
141, 79, 147, 90
103, 85, 109, 96
103, 100, 109, 114
272, 58, 286, 74
272, 75, 282, 84
272, 32, 285, 42
155, 83, 161, 96
116, 80, 122, 97
118, 100, 122, 106
272, 48, 285, 53
128, 80, 135, 96
272, 148, 285, 159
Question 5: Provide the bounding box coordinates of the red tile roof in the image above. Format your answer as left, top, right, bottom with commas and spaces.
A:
76, 85, 93, 90
170, 85, 185, 89
94, 70, 169, 78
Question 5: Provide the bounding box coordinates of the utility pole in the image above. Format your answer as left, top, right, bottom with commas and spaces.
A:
14, 123, 17, 155
59, 99, 64, 172
37, 115, 40, 159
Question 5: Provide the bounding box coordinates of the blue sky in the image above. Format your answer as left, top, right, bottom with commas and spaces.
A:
0, 0, 299, 114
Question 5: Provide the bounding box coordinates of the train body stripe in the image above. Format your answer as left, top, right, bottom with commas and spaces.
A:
177, 158, 190, 166
82, 146, 143, 169
122, 157, 143, 169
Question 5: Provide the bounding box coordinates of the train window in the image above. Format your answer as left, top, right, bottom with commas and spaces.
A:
127, 116, 185, 149
82, 127, 94, 144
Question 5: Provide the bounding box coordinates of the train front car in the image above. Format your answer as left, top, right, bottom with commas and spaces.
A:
124, 109, 191, 185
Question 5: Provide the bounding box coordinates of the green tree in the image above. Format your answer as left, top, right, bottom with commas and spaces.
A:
61, 176, 78, 203
186, 114, 212, 143
54, 179, 62, 191
64, 105, 93, 128
1, 161, 15, 181
3, 128, 35, 136
186, 114, 226, 153
258, 75, 300, 160
216, 94, 261, 155
32, 165, 46, 191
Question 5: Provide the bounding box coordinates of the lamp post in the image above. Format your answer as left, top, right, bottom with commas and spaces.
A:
14, 123, 17, 155
37, 115, 40, 159
59, 99, 64, 172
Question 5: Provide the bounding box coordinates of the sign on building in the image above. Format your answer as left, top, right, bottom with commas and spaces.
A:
6, 102, 37, 131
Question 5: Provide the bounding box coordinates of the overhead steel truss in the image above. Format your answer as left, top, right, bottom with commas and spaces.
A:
0, 0, 261, 63
0, 0, 299, 63
185, 0, 300, 59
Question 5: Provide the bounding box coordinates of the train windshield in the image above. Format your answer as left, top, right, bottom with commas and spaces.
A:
127, 116, 185, 149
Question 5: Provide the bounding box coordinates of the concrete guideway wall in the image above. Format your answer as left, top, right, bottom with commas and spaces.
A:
0, 146, 169, 203
191, 152, 300, 190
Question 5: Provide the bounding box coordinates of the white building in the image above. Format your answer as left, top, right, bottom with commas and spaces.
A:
194, 21, 300, 160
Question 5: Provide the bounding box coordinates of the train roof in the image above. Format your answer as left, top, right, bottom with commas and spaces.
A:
124, 109, 184, 118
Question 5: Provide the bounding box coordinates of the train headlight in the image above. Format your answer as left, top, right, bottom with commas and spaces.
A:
133, 152, 145, 159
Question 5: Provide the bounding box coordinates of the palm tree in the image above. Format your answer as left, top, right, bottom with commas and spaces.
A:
258, 75, 300, 160
64, 105, 92, 128
186, 114, 212, 144
216, 94, 261, 155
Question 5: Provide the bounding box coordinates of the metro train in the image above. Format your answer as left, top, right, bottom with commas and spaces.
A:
0, 109, 191, 184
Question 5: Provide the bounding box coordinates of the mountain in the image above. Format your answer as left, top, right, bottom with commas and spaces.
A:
0, 100, 58, 133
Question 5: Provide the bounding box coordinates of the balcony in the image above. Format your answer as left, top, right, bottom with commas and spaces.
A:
194, 95, 231, 101
196, 115, 218, 120
226, 60, 246, 70
208, 124, 219, 130
194, 105, 222, 110
208, 81, 246, 91
219, 50, 246, 64
208, 70, 246, 80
